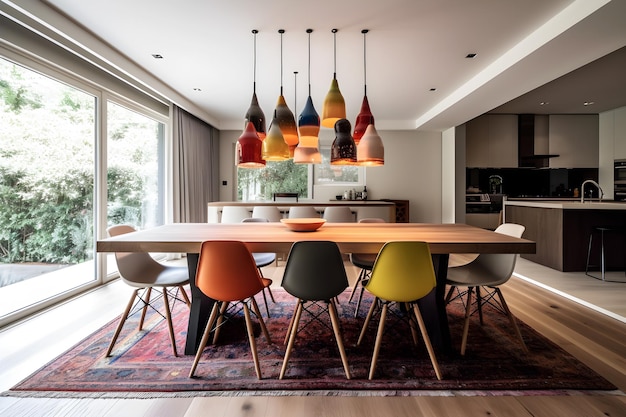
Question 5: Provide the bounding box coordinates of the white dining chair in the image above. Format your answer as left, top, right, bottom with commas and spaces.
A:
322, 206, 355, 223
252, 205, 283, 222
288, 206, 320, 219
220, 206, 251, 223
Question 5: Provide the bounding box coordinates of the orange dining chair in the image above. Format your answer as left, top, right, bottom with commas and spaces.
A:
105, 224, 190, 358
357, 241, 442, 380
188, 240, 272, 379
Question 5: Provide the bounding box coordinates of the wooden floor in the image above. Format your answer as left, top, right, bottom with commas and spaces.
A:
1, 257, 625, 416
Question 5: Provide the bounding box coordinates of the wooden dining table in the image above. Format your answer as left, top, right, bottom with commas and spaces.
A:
97, 222, 535, 355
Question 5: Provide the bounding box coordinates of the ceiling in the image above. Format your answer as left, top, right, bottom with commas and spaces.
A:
12, 0, 626, 131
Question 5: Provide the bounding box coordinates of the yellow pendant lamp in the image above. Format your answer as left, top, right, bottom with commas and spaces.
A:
262, 113, 290, 161
295, 29, 321, 164
273, 29, 299, 157
322, 29, 346, 128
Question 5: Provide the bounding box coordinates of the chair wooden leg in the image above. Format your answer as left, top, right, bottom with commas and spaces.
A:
138, 287, 152, 330
178, 285, 191, 307
368, 303, 388, 380
461, 287, 474, 356
212, 301, 229, 344
328, 301, 351, 379
105, 289, 138, 357
476, 286, 484, 325
412, 304, 443, 380
162, 288, 178, 357
284, 304, 298, 345
243, 303, 262, 379
250, 297, 272, 344
406, 303, 419, 346
357, 297, 378, 346
189, 302, 220, 377
280, 301, 303, 379
495, 287, 528, 353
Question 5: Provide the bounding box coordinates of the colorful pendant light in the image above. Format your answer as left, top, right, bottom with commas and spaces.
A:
321, 29, 346, 128
357, 124, 384, 166
295, 29, 321, 164
244, 30, 266, 139
237, 121, 266, 168
273, 29, 299, 158
353, 29, 374, 144
262, 112, 290, 161
330, 118, 357, 165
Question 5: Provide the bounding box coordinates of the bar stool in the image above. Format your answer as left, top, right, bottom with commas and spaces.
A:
585, 226, 625, 282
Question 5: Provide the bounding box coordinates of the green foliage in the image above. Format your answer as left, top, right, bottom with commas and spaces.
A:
238, 160, 308, 200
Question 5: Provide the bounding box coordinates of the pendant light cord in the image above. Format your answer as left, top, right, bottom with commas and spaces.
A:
307, 29, 312, 96
252, 30, 258, 94
332, 28, 338, 80
362, 29, 369, 97
279, 29, 285, 96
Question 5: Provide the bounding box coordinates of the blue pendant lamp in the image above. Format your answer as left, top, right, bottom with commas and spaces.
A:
244, 30, 266, 139
273, 29, 299, 158
295, 29, 322, 164
321, 29, 346, 128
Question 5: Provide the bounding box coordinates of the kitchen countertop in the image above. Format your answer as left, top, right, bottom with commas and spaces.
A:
505, 200, 626, 210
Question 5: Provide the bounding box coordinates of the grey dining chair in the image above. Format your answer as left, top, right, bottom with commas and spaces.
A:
279, 240, 351, 379
445, 223, 528, 355
105, 224, 191, 357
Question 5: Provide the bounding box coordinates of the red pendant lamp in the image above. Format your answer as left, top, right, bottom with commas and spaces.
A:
244, 30, 266, 139
353, 29, 374, 144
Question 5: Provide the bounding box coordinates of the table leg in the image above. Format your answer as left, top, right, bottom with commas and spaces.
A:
416, 254, 452, 354
184, 253, 216, 355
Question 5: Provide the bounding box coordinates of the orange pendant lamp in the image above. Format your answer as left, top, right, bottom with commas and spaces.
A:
295, 29, 321, 164
273, 29, 299, 158
321, 29, 346, 128
244, 30, 266, 139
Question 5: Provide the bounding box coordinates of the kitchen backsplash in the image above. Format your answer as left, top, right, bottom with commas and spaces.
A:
467, 168, 599, 198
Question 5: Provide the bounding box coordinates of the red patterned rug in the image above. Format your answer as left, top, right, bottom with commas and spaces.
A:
10, 289, 616, 394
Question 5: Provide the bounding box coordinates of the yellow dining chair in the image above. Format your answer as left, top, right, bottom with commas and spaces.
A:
357, 241, 442, 380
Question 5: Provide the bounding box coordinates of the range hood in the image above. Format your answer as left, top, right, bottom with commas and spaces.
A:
518, 114, 559, 168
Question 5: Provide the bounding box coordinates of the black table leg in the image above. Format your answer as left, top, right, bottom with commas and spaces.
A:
184, 253, 216, 355
416, 254, 452, 354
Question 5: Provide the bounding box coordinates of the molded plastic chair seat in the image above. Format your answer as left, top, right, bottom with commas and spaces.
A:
279, 241, 351, 379
445, 223, 528, 356
288, 206, 319, 219
105, 224, 190, 358
323, 206, 355, 223
189, 240, 271, 379
357, 241, 442, 380
252, 206, 283, 222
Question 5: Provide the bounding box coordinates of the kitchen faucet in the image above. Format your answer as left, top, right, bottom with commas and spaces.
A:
580, 180, 603, 203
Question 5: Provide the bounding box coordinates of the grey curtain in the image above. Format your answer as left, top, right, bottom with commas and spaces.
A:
172, 104, 219, 223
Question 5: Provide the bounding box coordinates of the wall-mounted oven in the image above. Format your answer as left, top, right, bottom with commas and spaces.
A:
614, 159, 626, 201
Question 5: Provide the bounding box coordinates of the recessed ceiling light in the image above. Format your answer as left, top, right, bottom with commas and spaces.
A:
429, 88, 437, 92
466, 53, 477, 59
583, 101, 595, 106
540, 102, 549, 105
193, 88, 202, 92
152, 54, 164, 59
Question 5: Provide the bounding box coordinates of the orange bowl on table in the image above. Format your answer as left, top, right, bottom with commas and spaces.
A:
280, 218, 326, 232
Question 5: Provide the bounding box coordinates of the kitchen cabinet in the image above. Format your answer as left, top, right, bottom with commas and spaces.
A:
466, 115, 518, 168
612, 107, 626, 159
549, 115, 599, 168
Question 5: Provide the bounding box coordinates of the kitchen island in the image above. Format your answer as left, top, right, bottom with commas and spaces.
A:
504, 200, 626, 272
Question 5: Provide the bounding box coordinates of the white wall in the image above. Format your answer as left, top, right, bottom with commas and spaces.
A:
219, 129, 443, 223
599, 105, 626, 199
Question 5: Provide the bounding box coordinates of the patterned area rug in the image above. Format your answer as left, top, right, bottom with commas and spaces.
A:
10, 289, 616, 394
